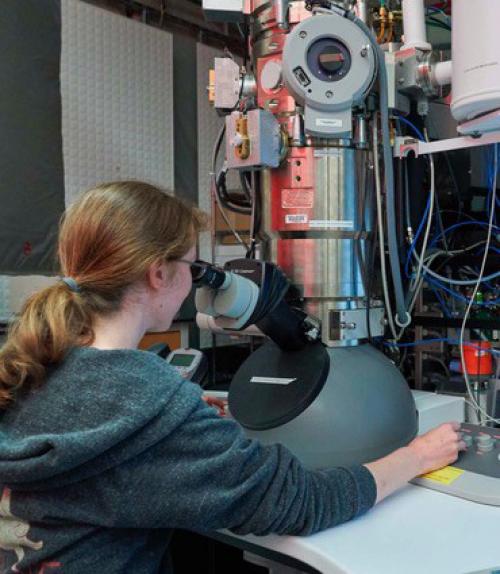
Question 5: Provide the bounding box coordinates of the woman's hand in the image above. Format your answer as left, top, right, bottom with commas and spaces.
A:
365, 421, 466, 504
408, 422, 466, 475
202, 395, 227, 416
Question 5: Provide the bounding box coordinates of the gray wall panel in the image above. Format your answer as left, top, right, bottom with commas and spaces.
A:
0, 0, 64, 275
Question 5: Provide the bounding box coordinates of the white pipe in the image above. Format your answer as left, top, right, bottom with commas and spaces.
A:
402, 0, 431, 51
432, 60, 452, 87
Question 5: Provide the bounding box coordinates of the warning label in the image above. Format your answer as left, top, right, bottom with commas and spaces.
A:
282, 189, 314, 209
420, 466, 464, 485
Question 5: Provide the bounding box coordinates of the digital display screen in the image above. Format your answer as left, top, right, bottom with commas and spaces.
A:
170, 353, 195, 367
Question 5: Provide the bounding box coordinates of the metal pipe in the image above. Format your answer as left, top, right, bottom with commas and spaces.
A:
356, 0, 368, 23
355, 116, 368, 148
292, 108, 306, 146
274, 0, 289, 30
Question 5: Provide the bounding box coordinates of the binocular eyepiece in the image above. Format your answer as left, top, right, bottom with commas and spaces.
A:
189, 260, 228, 290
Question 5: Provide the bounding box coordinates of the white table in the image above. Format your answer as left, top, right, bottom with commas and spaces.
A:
222, 484, 500, 574
211, 392, 500, 573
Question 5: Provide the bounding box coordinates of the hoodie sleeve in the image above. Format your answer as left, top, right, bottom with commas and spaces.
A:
60, 384, 377, 536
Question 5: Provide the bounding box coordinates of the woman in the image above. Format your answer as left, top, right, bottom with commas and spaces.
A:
0, 181, 464, 573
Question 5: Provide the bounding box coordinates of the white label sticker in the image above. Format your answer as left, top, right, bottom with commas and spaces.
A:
285, 214, 308, 224
251, 377, 297, 385
309, 220, 354, 229
315, 118, 343, 128
314, 148, 342, 158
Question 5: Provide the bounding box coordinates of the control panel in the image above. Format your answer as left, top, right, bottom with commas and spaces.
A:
413, 423, 500, 506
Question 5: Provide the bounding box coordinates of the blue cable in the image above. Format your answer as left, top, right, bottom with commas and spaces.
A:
395, 115, 430, 279
385, 339, 500, 355
486, 144, 499, 223
396, 118, 498, 308
386, 337, 448, 348
430, 284, 451, 317
475, 246, 500, 257
405, 195, 432, 278
429, 221, 500, 250
394, 115, 425, 142
427, 276, 500, 307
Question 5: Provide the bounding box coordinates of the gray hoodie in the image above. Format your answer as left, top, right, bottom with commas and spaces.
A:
0, 347, 376, 573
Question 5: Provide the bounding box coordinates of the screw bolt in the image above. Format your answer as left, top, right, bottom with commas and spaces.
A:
326, 90, 333, 98
299, 31, 307, 39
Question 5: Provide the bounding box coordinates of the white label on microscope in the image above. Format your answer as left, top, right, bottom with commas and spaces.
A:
250, 377, 297, 385
316, 118, 343, 127
285, 214, 308, 224
309, 219, 354, 229
314, 148, 341, 158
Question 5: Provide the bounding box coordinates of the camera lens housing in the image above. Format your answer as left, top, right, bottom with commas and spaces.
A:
306, 37, 351, 83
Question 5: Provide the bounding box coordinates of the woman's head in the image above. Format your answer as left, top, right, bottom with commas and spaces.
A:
0, 181, 206, 408
59, 181, 203, 298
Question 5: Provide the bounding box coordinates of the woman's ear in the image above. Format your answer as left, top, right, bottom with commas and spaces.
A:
146, 260, 170, 291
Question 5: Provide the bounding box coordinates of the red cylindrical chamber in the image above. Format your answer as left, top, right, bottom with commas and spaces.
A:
461, 341, 493, 376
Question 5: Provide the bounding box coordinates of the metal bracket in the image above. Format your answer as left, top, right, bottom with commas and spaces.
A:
329, 307, 385, 342
394, 131, 500, 159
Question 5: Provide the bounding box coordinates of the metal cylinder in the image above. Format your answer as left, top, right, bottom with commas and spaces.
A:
260, 146, 371, 345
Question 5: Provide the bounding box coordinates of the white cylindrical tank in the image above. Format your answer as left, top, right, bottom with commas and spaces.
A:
451, 0, 500, 122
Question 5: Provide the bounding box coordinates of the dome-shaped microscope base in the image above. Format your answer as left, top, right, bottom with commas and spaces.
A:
229, 342, 418, 469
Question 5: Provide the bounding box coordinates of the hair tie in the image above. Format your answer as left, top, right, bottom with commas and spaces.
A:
61, 277, 81, 293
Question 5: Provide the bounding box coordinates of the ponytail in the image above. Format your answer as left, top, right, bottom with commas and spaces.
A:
0, 283, 93, 407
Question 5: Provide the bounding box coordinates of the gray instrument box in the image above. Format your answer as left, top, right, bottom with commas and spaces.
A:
225, 109, 282, 170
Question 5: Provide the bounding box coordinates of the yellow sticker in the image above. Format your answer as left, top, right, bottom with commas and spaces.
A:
420, 466, 464, 485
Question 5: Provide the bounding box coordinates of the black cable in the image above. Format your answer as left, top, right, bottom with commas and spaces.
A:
239, 171, 252, 202
426, 15, 451, 30
443, 152, 463, 216
356, 158, 370, 296
212, 125, 252, 215
356, 202, 371, 340
245, 173, 262, 259
217, 171, 252, 210
433, 190, 449, 252
216, 172, 251, 214
242, 20, 249, 70
366, 148, 380, 343
363, 154, 376, 342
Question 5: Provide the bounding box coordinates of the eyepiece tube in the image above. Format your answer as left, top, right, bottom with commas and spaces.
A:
190, 260, 228, 289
